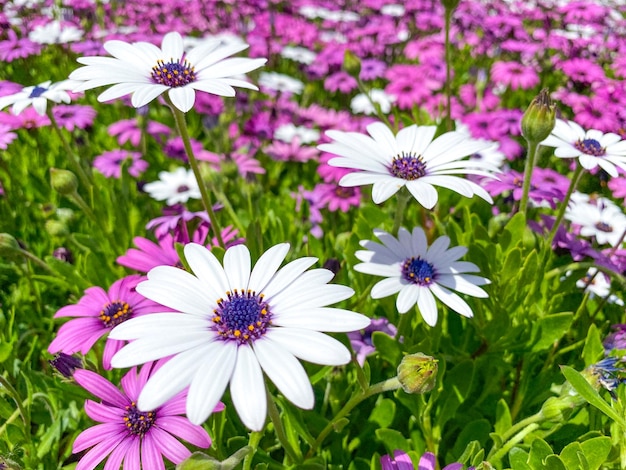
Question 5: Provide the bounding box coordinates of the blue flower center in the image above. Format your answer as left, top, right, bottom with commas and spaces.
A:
595, 221, 613, 233
574, 138, 605, 157
177, 184, 190, 193
99, 301, 132, 328
151, 59, 197, 87
389, 152, 427, 180
124, 402, 156, 436
29, 86, 47, 98
402, 257, 435, 285
212, 290, 272, 344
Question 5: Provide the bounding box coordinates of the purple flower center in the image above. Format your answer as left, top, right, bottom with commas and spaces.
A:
402, 257, 435, 285
99, 301, 132, 328
29, 86, 47, 98
124, 402, 156, 436
177, 185, 190, 193
334, 186, 356, 198
151, 59, 197, 87
389, 152, 427, 180
212, 290, 272, 344
574, 138, 605, 157
595, 221, 613, 233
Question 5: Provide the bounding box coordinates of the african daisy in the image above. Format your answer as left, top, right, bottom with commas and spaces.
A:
109, 243, 370, 430
69, 31, 266, 113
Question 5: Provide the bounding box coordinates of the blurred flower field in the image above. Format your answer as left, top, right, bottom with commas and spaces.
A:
2, 0, 626, 469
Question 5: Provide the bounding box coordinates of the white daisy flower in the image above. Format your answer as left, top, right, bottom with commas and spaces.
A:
575, 268, 624, 306
109, 243, 370, 430
28, 20, 84, 44
350, 89, 396, 115
318, 121, 498, 208
69, 31, 266, 113
274, 123, 320, 144
0, 80, 75, 116
541, 119, 626, 177
565, 195, 626, 247
280, 45, 317, 65
258, 72, 304, 95
142, 167, 201, 206
354, 228, 490, 326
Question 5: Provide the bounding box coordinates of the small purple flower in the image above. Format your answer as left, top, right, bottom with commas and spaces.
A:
93, 149, 148, 179
108, 118, 171, 147
0, 30, 42, 62
49, 353, 83, 378
311, 182, 361, 212
48, 275, 165, 369
72, 363, 215, 470
347, 318, 397, 366
0, 124, 16, 149
53, 104, 96, 131
146, 204, 212, 241
604, 325, 626, 353
381, 451, 473, 470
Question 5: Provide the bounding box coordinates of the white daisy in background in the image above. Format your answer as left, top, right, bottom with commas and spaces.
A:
258, 72, 304, 95
575, 268, 624, 306
541, 119, 626, 177
455, 121, 507, 169
109, 243, 370, 430
274, 123, 320, 144
354, 228, 490, 326
350, 89, 396, 115
565, 194, 626, 247
0, 80, 76, 116
380, 4, 406, 16
69, 31, 266, 113
143, 167, 201, 205
280, 45, 317, 65
28, 20, 84, 44
318, 121, 499, 208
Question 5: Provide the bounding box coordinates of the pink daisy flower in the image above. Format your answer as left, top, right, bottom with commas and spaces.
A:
0, 124, 17, 149
48, 275, 165, 369
490, 61, 539, 90
72, 362, 215, 470
93, 149, 149, 179
52, 104, 96, 131
312, 182, 361, 212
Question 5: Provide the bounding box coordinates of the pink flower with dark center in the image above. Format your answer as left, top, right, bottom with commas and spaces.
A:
265, 138, 318, 163
93, 149, 148, 178
324, 71, 358, 93
312, 182, 361, 212
48, 275, 166, 370
71, 362, 215, 470
557, 58, 606, 85
0, 124, 16, 149
109, 119, 171, 147
0, 107, 50, 129
490, 61, 539, 90
0, 30, 42, 62
53, 104, 96, 131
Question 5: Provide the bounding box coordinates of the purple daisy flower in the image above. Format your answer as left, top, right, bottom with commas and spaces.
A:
93, 149, 148, 179
347, 317, 397, 366
0, 124, 16, 150
381, 450, 473, 470
48, 275, 165, 369
72, 362, 214, 470
52, 104, 96, 131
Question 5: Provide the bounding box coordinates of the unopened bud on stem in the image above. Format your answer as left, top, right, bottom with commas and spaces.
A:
521, 88, 556, 144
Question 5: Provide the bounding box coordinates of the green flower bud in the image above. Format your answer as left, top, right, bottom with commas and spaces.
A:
50, 168, 78, 196
397, 353, 438, 394
45, 219, 69, 237
342, 50, 361, 77
0, 233, 21, 256
440, 0, 461, 10
521, 88, 556, 144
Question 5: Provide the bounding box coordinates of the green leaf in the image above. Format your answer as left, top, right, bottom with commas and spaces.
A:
375, 428, 409, 453
176, 452, 220, 470
579, 436, 611, 470
368, 398, 396, 428
438, 360, 474, 428
559, 442, 588, 470
527, 438, 553, 470
495, 398, 512, 436
500, 248, 522, 285
582, 325, 604, 366
36, 419, 61, 459
452, 419, 490, 456
509, 447, 532, 470
532, 312, 573, 352
372, 332, 402, 366
560, 366, 626, 428
543, 455, 567, 470
500, 212, 526, 250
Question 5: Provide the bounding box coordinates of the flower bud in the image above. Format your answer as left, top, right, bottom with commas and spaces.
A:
45, 220, 69, 237
49, 353, 83, 378
440, 0, 461, 10
0, 233, 21, 256
50, 168, 78, 195
342, 50, 361, 77
397, 353, 438, 394
521, 88, 556, 144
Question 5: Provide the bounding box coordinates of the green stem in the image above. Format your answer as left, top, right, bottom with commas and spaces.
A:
547, 164, 584, 248
306, 377, 402, 459
489, 423, 540, 463
0, 375, 28, 427
355, 76, 393, 129
167, 101, 225, 249
519, 140, 540, 217
266, 389, 302, 464
242, 432, 263, 470
17, 248, 53, 273
498, 411, 543, 445
46, 107, 92, 190
444, 7, 453, 131
392, 188, 411, 235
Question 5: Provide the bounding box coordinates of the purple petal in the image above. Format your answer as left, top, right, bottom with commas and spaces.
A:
84, 400, 124, 423
157, 416, 211, 448
149, 426, 192, 464
74, 433, 125, 470
74, 369, 129, 408
140, 432, 166, 470
123, 438, 141, 470
73, 423, 125, 453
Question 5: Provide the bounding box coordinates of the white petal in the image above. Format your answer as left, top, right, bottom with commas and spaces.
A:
429, 283, 474, 318
271, 282, 353, 311
109, 313, 208, 340
161, 32, 184, 60
168, 86, 195, 113
273, 307, 370, 332
254, 338, 314, 409
266, 328, 351, 365
371, 179, 404, 203
230, 345, 267, 431
396, 284, 419, 313
436, 274, 489, 297
188, 79, 236, 97
136, 343, 212, 411
405, 181, 439, 209
248, 243, 290, 293
353, 262, 400, 277
223, 244, 252, 290
129, 84, 169, 108
416, 287, 438, 326
367, 121, 399, 154
186, 341, 238, 425
184, 243, 230, 301
262, 257, 318, 300
371, 277, 403, 298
